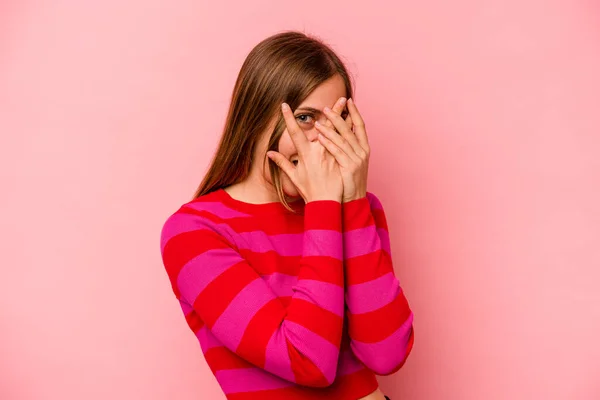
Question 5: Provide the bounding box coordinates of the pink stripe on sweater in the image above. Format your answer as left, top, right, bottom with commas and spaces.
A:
366, 192, 383, 210
346, 272, 401, 314
163, 212, 343, 259
160, 213, 237, 252
343, 226, 381, 259
294, 279, 345, 317
176, 248, 240, 304
179, 299, 193, 315
196, 326, 223, 352
264, 329, 296, 382
261, 273, 297, 297
237, 231, 303, 255
237, 230, 342, 259
337, 349, 366, 376
262, 273, 344, 317
211, 278, 275, 350
160, 213, 200, 252
215, 367, 293, 394
184, 201, 252, 219
377, 228, 391, 255
303, 230, 343, 260
284, 321, 339, 384
350, 313, 414, 375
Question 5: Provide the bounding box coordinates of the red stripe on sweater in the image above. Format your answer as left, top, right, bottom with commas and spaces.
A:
371, 208, 388, 231
163, 229, 228, 290
287, 340, 329, 387
296, 256, 344, 287
225, 368, 378, 400
348, 294, 412, 343
194, 261, 256, 327
286, 298, 344, 346
185, 311, 204, 333
235, 298, 283, 367
345, 250, 394, 285
205, 346, 254, 373
180, 206, 306, 235
238, 251, 302, 276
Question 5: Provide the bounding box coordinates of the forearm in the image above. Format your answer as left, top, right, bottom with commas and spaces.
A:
342, 193, 414, 374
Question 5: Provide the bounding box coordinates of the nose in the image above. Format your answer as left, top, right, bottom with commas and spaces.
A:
305, 128, 319, 142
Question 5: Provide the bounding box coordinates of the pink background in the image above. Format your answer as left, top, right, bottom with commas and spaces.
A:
1, 1, 599, 399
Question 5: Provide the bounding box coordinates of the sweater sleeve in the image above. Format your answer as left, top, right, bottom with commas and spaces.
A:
160, 200, 344, 387
342, 192, 414, 375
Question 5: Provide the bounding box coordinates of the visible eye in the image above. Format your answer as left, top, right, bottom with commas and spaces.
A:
295, 113, 315, 125
292, 160, 299, 166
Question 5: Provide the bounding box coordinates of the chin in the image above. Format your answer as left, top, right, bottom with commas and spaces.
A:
281, 182, 301, 199
283, 189, 301, 199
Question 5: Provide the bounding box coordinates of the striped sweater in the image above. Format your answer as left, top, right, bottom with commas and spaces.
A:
160, 188, 414, 399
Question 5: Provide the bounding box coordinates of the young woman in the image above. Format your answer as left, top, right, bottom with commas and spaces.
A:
160, 31, 414, 400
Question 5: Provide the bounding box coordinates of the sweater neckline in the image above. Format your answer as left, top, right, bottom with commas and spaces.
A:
211, 188, 305, 215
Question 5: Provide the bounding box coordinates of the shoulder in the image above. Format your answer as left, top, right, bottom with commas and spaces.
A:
160, 191, 237, 253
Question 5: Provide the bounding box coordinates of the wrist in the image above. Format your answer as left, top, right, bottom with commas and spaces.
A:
342, 193, 367, 203
307, 197, 342, 204
306, 193, 342, 203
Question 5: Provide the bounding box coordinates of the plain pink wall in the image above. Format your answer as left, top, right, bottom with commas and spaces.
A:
1, 1, 599, 399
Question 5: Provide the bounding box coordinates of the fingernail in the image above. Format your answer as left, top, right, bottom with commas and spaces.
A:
324, 107, 331, 113
315, 120, 321, 126
281, 103, 289, 111
348, 98, 353, 104
339, 97, 347, 105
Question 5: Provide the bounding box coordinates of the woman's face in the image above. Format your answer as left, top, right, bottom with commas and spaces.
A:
265, 74, 348, 198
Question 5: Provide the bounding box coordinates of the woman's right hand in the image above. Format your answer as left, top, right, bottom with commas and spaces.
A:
267, 103, 343, 203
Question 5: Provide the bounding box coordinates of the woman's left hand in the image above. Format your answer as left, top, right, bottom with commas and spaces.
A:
316, 97, 370, 203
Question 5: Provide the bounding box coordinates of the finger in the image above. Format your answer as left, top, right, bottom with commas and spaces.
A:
317, 133, 351, 167
266, 151, 297, 184
345, 113, 353, 130
281, 103, 309, 153
323, 105, 364, 156
315, 120, 360, 162
324, 97, 347, 130
346, 98, 369, 149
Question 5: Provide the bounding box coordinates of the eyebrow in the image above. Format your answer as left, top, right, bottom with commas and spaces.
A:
294, 106, 322, 114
